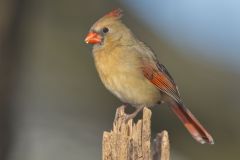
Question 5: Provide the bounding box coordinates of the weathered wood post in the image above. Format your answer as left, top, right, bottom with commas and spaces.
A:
102, 106, 170, 160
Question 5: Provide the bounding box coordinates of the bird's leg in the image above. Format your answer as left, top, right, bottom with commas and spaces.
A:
125, 105, 145, 122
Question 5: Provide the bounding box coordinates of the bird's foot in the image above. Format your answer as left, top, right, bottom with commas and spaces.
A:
114, 105, 146, 123
124, 113, 137, 123
124, 106, 145, 123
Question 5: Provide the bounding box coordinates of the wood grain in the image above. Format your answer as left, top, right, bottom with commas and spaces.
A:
102, 106, 170, 160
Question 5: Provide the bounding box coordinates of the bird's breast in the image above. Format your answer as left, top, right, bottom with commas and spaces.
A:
93, 47, 161, 106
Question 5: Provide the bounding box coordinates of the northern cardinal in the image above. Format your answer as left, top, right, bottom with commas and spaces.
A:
85, 9, 214, 144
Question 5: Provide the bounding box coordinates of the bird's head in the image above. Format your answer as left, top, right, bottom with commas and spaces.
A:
85, 9, 133, 48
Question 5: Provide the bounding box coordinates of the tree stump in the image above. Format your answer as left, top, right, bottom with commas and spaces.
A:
102, 106, 170, 160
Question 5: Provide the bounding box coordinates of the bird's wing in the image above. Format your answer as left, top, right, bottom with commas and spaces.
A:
142, 62, 182, 103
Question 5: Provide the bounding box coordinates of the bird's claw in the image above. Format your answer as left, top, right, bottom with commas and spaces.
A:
124, 114, 133, 123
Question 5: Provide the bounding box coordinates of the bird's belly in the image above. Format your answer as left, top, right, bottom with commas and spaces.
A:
94, 47, 161, 106
100, 70, 161, 106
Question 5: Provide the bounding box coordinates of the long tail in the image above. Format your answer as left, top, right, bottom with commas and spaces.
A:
169, 101, 214, 144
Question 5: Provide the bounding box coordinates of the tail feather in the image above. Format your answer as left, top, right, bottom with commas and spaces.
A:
170, 101, 214, 144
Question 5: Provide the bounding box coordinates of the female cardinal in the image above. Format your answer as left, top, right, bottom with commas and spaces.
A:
85, 9, 214, 144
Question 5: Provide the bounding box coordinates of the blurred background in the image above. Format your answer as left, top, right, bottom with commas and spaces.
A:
1, 0, 240, 159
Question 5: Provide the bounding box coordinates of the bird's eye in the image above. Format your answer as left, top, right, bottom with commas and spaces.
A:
102, 27, 109, 33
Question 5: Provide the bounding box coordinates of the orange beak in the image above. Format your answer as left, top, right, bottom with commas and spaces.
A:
85, 32, 102, 44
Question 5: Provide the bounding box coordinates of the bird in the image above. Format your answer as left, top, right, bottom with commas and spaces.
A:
84, 9, 214, 144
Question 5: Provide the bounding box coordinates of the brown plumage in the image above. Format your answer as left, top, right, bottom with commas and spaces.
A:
85, 9, 214, 144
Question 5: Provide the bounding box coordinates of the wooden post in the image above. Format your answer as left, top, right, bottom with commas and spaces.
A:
102, 106, 170, 160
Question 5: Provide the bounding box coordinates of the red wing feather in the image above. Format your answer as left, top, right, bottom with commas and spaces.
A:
142, 63, 181, 103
